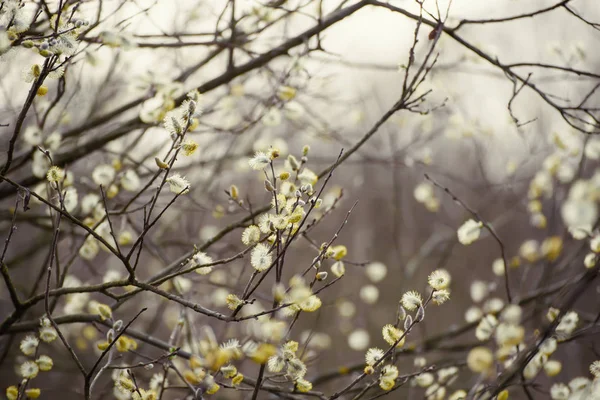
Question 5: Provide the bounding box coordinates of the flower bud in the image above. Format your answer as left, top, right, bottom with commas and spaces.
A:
288, 155, 299, 171
415, 305, 425, 322
398, 306, 407, 321
113, 320, 123, 331
155, 157, 169, 169
264, 179, 275, 192
279, 171, 290, 180
230, 184, 239, 200
187, 100, 197, 115
404, 315, 413, 331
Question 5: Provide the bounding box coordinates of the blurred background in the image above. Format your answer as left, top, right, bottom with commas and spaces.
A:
1, 0, 600, 398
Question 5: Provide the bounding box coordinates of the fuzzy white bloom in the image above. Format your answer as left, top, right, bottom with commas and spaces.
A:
20, 335, 39, 356
530, 212, 547, 228
299, 295, 322, 312
262, 107, 282, 126
585, 252, 598, 268
556, 311, 579, 337
23, 126, 43, 146
121, 170, 141, 191
298, 169, 318, 186
544, 360, 562, 377
359, 285, 379, 304
39, 326, 57, 343
470, 280, 489, 303
414, 356, 427, 368
411, 147, 433, 165
492, 258, 506, 276
301, 331, 331, 350
432, 289, 450, 305
561, 191, 597, 233
181, 139, 199, 156
365, 261, 387, 283
475, 314, 497, 341
382, 364, 399, 380
464, 306, 482, 323
211, 288, 229, 307
36, 354, 54, 372
457, 219, 483, 245
568, 377, 590, 395
428, 269, 451, 290
166, 174, 190, 194
543, 153, 561, 173
540, 338, 558, 356
112, 386, 131, 400
248, 151, 271, 170
401, 290, 422, 311
79, 238, 99, 260
20, 361, 40, 379
81, 193, 100, 215
46, 166, 65, 183
483, 297, 504, 314
365, 347, 384, 366
382, 325, 405, 347
92, 164, 116, 186
501, 305, 522, 325
415, 372, 434, 387
241, 225, 261, 246
529, 170, 554, 198
103, 270, 122, 284
570, 226, 591, 240
519, 239, 540, 262
283, 101, 305, 120
495, 322, 524, 346
338, 300, 356, 318
557, 163, 575, 183
267, 355, 286, 373
32, 151, 51, 178
449, 390, 469, 400
277, 85, 297, 101
466, 347, 493, 373
590, 360, 600, 377
414, 182, 435, 203
347, 329, 369, 350
331, 261, 345, 277
163, 108, 186, 137
45, 132, 62, 151
550, 383, 570, 400
62, 187, 78, 213
437, 367, 458, 385
257, 213, 272, 233
174, 276, 192, 293
192, 252, 213, 275
523, 353, 544, 380
295, 378, 312, 393
251, 243, 272, 272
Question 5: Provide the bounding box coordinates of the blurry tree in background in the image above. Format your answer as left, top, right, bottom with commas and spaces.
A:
1, 0, 600, 399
